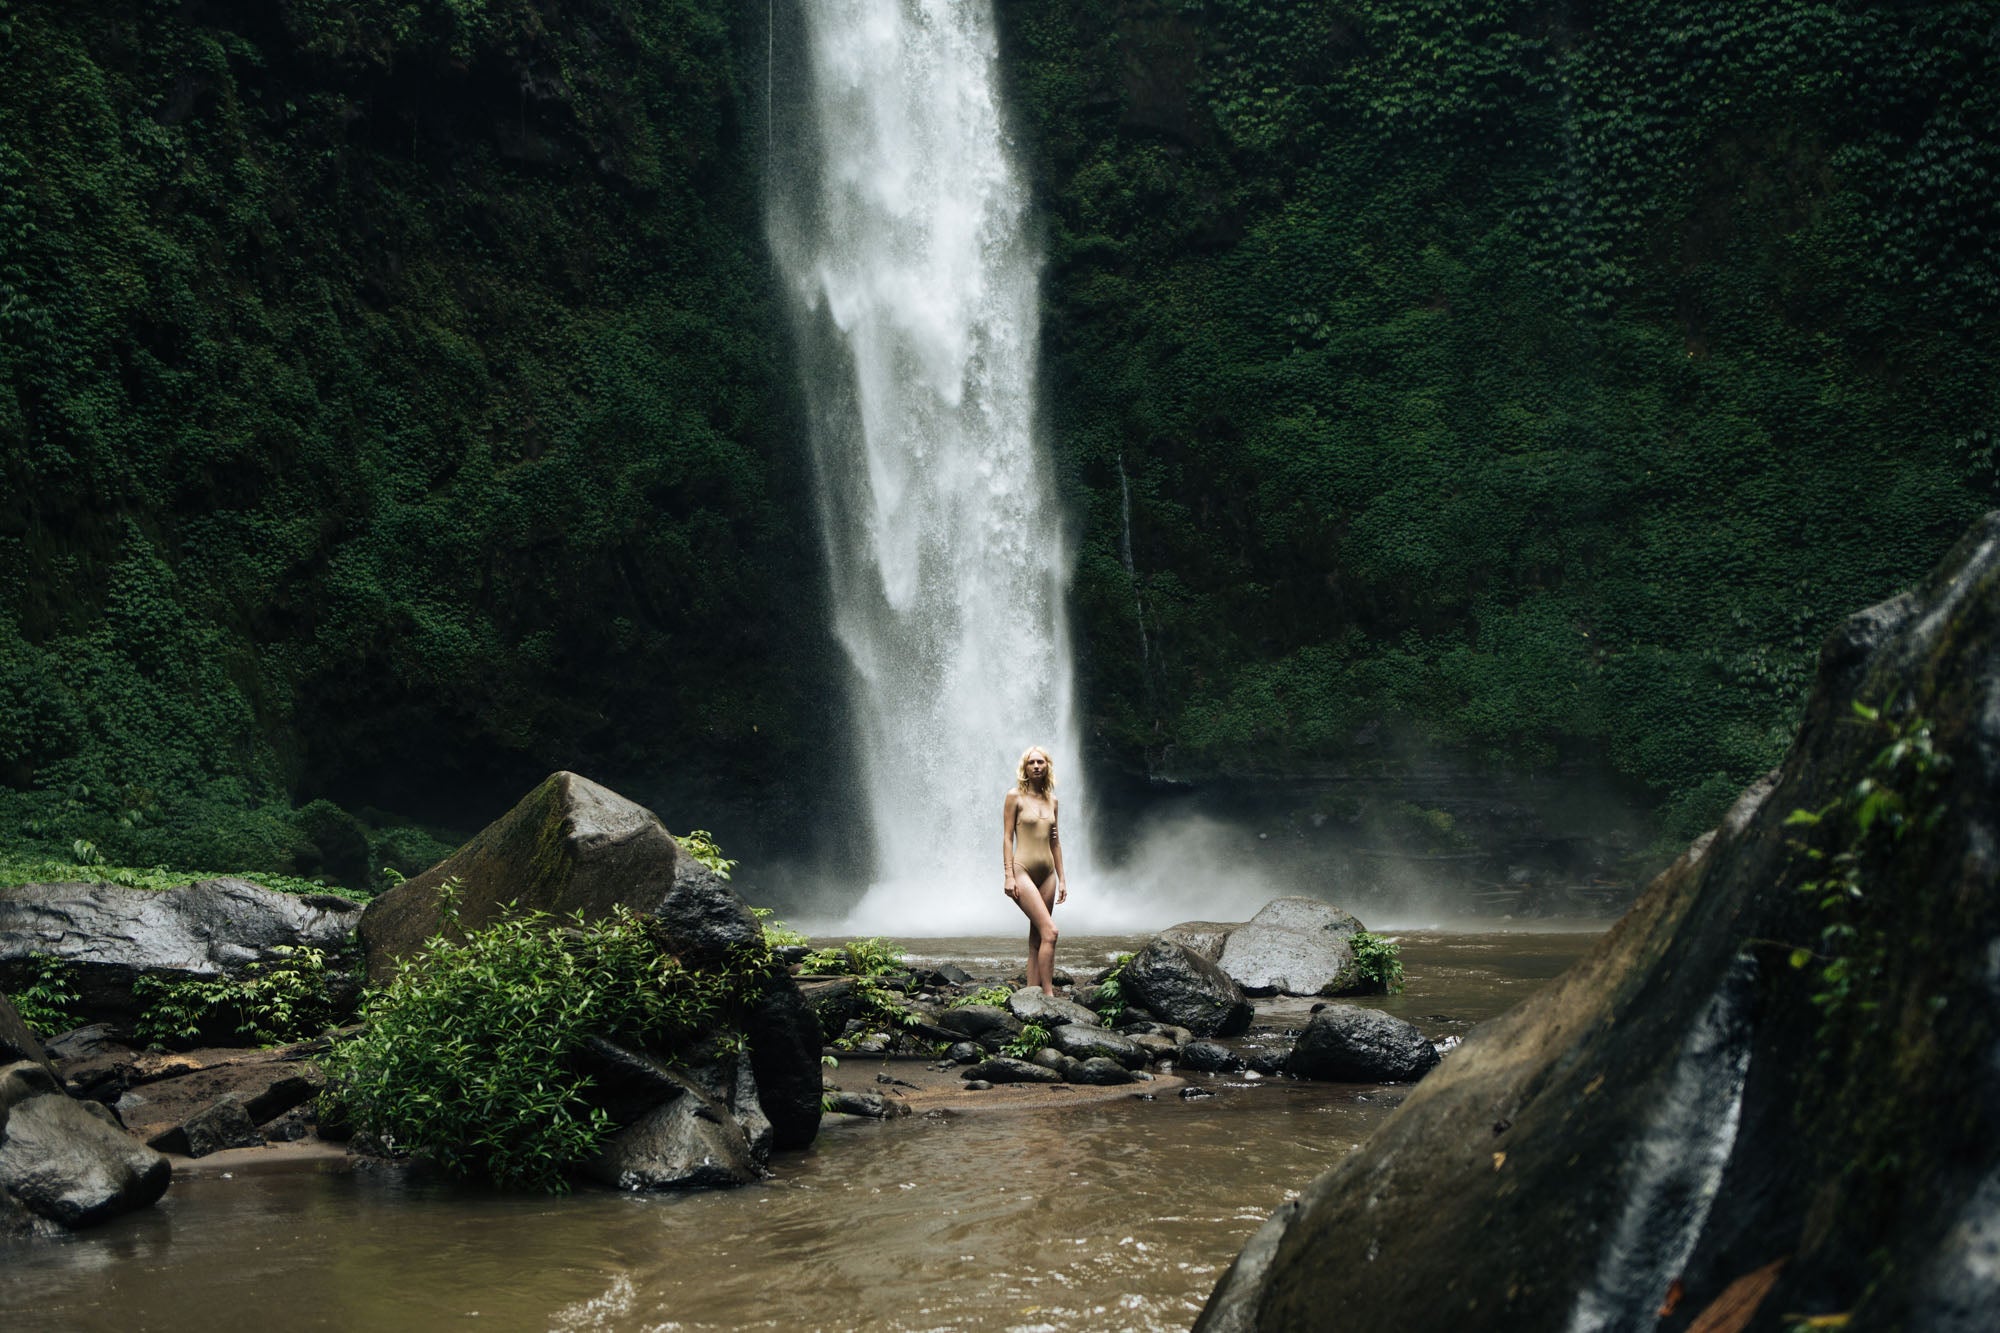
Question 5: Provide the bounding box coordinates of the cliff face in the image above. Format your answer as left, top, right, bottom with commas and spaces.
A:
1195, 512, 2000, 1329
0, 1, 838, 871
998, 0, 2000, 841
5, 1, 1998, 879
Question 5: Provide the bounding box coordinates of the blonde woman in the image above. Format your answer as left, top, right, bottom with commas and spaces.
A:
1001, 746, 1068, 995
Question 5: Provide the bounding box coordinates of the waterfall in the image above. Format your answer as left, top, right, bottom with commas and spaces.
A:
770, 0, 1089, 932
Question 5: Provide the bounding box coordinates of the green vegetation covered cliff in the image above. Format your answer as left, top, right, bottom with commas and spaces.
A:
0, 0, 835, 876
1002, 0, 1999, 841
4, 0, 1996, 880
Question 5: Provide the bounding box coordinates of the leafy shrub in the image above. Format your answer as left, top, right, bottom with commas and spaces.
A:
801, 938, 905, 978
1091, 954, 1134, 1025
677, 830, 738, 880
752, 907, 808, 950
325, 892, 770, 1192
952, 984, 1014, 1009
9, 955, 79, 1038
133, 946, 342, 1046
0, 851, 333, 897
1002, 1023, 1052, 1060
1348, 933, 1406, 994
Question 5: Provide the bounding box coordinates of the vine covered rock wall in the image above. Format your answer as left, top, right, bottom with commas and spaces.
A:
0, 0, 832, 876
1000, 0, 2000, 841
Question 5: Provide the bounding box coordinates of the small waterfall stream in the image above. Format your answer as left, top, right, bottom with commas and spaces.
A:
770, 0, 1088, 930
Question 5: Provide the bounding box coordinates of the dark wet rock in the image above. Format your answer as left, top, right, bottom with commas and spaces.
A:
1179, 1085, 1216, 1101
1157, 920, 1241, 962
358, 771, 757, 983
1243, 1051, 1288, 1077
1177, 1041, 1244, 1074
1283, 1006, 1438, 1083
744, 977, 823, 1150
826, 1091, 909, 1119
1216, 897, 1365, 997
1049, 1024, 1147, 1070
42, 1023, 123, 1064
1126, 1032, 1179, 1063
146, 1093, 264, 1157
960, 1057, 1062, 1085
944, 1041, 982, 1065
0, 1061, 170, 1230
1006, 988, 1102, 1029
963, 1080, 992, 1091
0, 879, 363, 1026
1070, 1057, 1137, 1086
1120, 1019, 1193, 1046
1121, 939, 1253, 1038
584, 1080, 758, 1191
575, 1036, 686, 1125
772, 944, 812, 967
934, 963, 975, 986
938, 1004, 1021, 1040
1198, 514, 2000, 1333
0, 991, 58, 1084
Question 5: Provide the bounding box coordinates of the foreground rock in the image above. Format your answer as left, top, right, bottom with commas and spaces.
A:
358, 771, 821, 1160
1216, 897, 1364, 996
0, 1061, 169, 1234
1006, 988, 1102, 1030
1283, 1006, 1438, 1083
1049, 1024, 1147, 1070
0, 879, 363, 1026
1121, 939, 1253, 1037
1199, 514, 2000, 1331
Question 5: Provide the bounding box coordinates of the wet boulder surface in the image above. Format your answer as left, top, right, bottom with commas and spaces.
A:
1120, 939, 1254, 1037
0, 879, 363, 1025
1283, 1006, 1439, 1083
1215, 897, 1365, 996
0, 1060, 170, 1235
1199, 513, 2000, 1332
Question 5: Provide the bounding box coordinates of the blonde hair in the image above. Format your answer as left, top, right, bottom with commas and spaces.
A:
1015, 746, 1055, 801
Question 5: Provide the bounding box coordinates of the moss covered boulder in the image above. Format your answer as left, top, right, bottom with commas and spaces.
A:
358, 772, 758, 984
1199, 513, 2000, 1331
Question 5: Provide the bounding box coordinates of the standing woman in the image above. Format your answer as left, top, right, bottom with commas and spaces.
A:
1002, 746, 1068, 995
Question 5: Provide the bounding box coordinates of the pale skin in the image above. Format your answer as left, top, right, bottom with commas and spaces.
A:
1002, 751, 1068, 995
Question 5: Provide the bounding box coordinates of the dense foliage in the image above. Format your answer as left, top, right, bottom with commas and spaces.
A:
999, 0, 1998, 839
326, 896, 768, 1191
0, 0, 830, 879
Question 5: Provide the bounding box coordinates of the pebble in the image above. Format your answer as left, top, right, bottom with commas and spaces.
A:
964, 1080, 992, 1091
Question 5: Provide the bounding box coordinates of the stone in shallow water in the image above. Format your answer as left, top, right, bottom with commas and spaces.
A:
1283, 1006, 1438, 1083
960, 1057, 1061, 1085
1120, 940, 1253, 1038
1068, 1058, 1136, 1086
1048, 1024, 1147, 1070
1216, 896, 1365, 996
0, 1062, 171, 1230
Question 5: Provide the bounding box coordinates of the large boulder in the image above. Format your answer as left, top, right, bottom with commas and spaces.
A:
743, 979, 824, 1150
1121, 939, 1253, 1038
0, 1060, 170, 1231
1283, 1006, 1439, 1082
938, 1004, 1022, 1040
583, 1082, 758, 1191
961, 1057, 1063, 1085
1216, 897, 1365, 996
357, 771, 756, 983
1198, 514, 2000, 1332
0, 879, 363, 1024
1157, 920, 1241, 962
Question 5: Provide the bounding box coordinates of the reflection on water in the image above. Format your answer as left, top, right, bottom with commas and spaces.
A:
0, 932, 1598, 1332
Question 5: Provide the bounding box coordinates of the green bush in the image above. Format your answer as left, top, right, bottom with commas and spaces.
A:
133, 945, 342, 1046
7, 955, 79, 1038
1002, 1022, 1052, 1060
1091, 953, 1134, 1025
952, 984, 1015, 1009
324, 894, 770, 1191
800, 938, 906, 978
1348, 932, 1406, 994
677, 830, 739, 881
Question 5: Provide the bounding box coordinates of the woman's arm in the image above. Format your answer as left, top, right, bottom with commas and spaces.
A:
1051, 798, 1068, 904
1001, 790, 1019, 895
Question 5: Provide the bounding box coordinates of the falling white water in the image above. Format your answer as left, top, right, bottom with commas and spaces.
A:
772, 0, 1102, 934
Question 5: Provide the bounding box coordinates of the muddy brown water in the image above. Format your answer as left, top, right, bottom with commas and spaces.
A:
1, 931, 1598, 1332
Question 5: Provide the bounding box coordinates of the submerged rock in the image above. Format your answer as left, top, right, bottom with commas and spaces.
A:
1120, 939, 1253, 1038
1176, 1041, 1244, 1074
0, 879, 363, 1026
1198, 512, 2000, 1332
1282, 1006, 1438, 1083
583, 1083, 758, 1191
1216, 897, 1364, 996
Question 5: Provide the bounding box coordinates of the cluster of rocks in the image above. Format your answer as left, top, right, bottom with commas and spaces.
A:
797, 896, 1440, 1099
0, 772, 826, 1233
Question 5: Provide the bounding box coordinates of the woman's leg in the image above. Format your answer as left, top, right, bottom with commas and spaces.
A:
1011, 868, 1059, 993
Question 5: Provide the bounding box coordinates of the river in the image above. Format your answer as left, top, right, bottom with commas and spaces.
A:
1, 930, 1598, 1331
